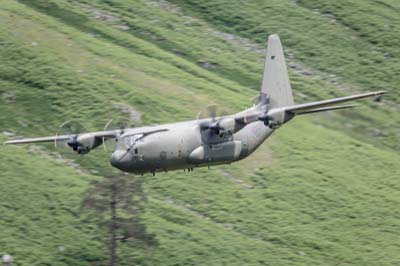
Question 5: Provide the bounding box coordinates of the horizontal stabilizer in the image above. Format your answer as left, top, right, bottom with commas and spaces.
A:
284, 91, 385, 114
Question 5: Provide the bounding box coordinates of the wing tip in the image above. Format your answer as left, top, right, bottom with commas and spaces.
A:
4, 140, 19, 145
268, 34, 280, 41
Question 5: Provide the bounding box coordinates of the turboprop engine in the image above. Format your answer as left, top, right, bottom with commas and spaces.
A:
66, 133, 103, 154
215, 117, 236, 135
198, 104, 239, 136
258, 108, 294, 129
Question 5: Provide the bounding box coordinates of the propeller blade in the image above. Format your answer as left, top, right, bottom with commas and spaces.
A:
102, 119, 113, 152
102, 117, 135, 152
54, 120, 86, 156
208, 105, 217, 122
196, 105, 230, 143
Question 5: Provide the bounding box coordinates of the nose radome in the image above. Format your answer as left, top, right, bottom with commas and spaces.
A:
110, 150, 131, 169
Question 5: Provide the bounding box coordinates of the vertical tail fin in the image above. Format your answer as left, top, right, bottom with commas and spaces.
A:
260, 34, 294, 108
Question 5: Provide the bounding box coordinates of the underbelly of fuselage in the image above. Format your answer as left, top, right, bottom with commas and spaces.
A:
116, 153, 241, 174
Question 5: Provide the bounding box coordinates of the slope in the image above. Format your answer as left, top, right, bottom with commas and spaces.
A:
0, 0, 399, 265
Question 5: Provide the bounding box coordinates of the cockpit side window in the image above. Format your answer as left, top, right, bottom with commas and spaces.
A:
123, 134, 144, 148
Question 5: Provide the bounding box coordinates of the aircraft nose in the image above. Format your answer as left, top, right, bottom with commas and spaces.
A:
110, 150, 131, 170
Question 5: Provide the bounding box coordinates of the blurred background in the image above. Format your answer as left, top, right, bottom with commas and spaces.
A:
0, 0, 399, 265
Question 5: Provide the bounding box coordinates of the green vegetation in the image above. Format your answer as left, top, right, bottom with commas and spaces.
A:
0, 0, 399, 265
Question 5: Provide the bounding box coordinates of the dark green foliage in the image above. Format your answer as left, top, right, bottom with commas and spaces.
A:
81, 174, 156, 243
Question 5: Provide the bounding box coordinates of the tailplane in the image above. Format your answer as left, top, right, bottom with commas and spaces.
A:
254, 34, 385, 129
260, 34, 294, 108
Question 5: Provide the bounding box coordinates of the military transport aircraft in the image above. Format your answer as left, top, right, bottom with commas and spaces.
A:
5, 35, 385, 175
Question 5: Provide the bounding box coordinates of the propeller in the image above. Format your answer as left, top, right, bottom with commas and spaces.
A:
197, 105, 228, 133
67, 135, 79, 151
251, 95, 260, 106
197, 105, 230, 143
54, 120, 87, 155
102, 117, 135, 152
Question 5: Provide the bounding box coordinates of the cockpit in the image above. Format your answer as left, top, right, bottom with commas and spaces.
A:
110, 133, 145, 171
122, 133, 144, 149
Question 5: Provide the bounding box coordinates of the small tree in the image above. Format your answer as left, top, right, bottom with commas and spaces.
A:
81, 174, 156, 266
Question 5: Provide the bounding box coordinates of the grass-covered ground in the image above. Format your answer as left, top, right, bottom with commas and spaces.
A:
0, 0, 399, 265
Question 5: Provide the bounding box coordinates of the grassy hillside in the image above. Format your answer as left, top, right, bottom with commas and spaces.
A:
0, 0, 399, 265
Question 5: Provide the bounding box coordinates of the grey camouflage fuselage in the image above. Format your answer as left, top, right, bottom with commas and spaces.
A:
110, 106, 273, 174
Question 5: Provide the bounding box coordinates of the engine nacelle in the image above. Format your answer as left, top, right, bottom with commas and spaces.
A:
72, 134, 103, 154
259, 108, 294, 129
218, 118, 236, 134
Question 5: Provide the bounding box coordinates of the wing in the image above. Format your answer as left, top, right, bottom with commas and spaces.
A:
4, 129, 121, 145
294, 104, 358, 115
283, 91, 385, 114
5, 135, 71, 145
4, 127, 170, 145
234, 90, 385, 127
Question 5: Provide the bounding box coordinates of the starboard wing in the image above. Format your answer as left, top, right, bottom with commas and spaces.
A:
283, 91, 385, 115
